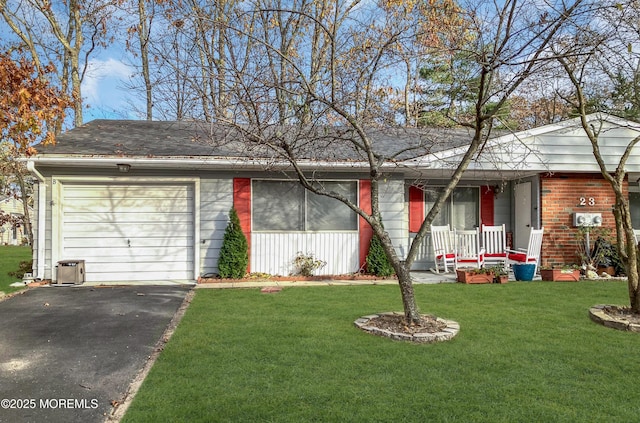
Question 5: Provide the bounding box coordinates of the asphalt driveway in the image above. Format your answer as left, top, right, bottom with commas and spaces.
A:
0, 284, 190, 423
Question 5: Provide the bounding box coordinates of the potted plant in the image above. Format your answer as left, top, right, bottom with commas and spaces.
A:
456, 267, 494, 284
592, 237, 622, 276
540, 265, 580, 282
489, 266, 508, 284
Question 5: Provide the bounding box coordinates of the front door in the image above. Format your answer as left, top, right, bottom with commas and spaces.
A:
514, 182, 532, 250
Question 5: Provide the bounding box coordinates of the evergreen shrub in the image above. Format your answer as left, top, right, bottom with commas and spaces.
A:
217, 208, 249, 279
365, 234, 395, 277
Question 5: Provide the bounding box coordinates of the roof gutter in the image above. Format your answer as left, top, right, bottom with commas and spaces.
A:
25, 155, 384, 172
26, 161, 46, 280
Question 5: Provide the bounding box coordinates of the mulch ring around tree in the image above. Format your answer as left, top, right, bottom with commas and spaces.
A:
354, 312, 459, 343
589, 305, 640, 332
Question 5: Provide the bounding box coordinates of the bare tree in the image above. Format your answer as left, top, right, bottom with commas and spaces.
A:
123, 0, 155, 120
555, 0, 640, 312
158, 0, 586, 324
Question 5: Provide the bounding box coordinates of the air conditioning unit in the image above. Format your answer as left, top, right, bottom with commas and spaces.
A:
55, 260, 86, 285
573, 212, 602, 227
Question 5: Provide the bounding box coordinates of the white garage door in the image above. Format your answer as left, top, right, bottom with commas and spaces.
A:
61, 183, 195, 282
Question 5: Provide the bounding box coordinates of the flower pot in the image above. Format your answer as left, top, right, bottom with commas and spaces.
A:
597, 266, 616, 276
540, 269, 580, 282
494, 275, 508, 284
456, 269, 493, 284
512, 263, 536, 281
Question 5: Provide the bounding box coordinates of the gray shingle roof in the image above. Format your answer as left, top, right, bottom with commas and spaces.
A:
35, 119, 487, 162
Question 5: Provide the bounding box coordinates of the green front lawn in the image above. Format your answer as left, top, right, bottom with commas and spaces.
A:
123, 282, 640, 422
0, 246, 32, 294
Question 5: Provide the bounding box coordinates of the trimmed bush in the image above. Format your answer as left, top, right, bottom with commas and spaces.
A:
217, 208, 249, 279
8, 259, 33, 279
365, 234, 395, 277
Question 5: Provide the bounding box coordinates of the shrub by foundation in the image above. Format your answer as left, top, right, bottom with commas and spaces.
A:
217, 208, 249, 279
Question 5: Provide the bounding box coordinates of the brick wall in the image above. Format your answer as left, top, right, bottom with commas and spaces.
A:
540, 173, 627, 266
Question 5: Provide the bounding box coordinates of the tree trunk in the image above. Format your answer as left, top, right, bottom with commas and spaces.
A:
375, 225, 421, 324
15, 172, 33, 246
627, 238, 640, 311
620, 204, 640, 312
611, 186, 640, 312
138, 0, 153, 120
395, 265, 421, 324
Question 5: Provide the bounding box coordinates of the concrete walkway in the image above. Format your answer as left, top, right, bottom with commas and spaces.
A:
195, 271, 458, 289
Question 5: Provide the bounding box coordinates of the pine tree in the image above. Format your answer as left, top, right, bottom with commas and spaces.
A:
366, 234, 395, 277
217, 208, 249, 279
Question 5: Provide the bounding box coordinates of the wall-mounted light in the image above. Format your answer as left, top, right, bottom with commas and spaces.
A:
117, 163, 131, 173
494, 184, 504, 194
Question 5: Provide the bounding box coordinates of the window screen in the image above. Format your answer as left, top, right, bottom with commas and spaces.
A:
307, 181, 358, 231
425, 186, 479, 230
252, 180, 304, 231
252, 180, 358, 231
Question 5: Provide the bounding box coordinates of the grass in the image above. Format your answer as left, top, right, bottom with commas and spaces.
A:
0, 245, 32, 294
122, 281, 640, 422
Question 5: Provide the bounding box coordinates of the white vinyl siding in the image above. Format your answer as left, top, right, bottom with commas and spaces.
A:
379, 178, 406, 258
251, 232, 359, 276
60, 183, 195, 282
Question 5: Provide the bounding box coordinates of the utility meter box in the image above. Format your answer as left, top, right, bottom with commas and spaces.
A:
56, 260, 85, 285
573, 212, 602, 227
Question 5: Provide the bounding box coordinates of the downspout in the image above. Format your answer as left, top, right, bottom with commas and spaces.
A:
26, 161, 46, 280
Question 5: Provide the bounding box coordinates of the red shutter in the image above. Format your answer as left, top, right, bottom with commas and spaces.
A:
480, 185, 495, 226
233, 178, 251, 273
359, 180, 373, 269
409, 185, 424, 233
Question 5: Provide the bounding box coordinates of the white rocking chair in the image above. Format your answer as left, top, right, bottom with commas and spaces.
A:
431, 225, 456, 273
455, 228, 485, 269
482, 224, 507, 269
506, 227, 544, 274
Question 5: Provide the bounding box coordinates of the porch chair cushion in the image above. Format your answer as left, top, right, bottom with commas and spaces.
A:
506, 252, 537, 263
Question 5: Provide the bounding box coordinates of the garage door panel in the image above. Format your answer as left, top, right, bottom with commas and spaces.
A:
61, 183, 195, 282
64, 185, 191, 198
64, 237, 194, 249
64, 246, 192, 260
91, 270, 194, 282
64, 199, 193, 213
88, 261, 193, 273
63, 222, 193, 237
63, 212, 192, 224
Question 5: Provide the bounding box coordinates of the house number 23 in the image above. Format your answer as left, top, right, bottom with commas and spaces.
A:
579, 197, 595, 206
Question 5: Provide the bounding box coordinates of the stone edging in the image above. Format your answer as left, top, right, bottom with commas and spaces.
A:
589, 304, 640, 332
354, 312, 460, 343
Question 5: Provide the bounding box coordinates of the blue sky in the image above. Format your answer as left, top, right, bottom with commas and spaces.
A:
81, 56, 141, 122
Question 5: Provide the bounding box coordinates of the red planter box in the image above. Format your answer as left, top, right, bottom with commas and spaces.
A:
456, 269, 494, 284
494, 275, 509, 284
540, 269, 580, 282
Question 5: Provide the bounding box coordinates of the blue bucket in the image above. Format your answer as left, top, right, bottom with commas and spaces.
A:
513, 263, 536, 281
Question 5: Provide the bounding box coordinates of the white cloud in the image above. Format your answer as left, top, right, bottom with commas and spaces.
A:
81, 58, 136, 120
